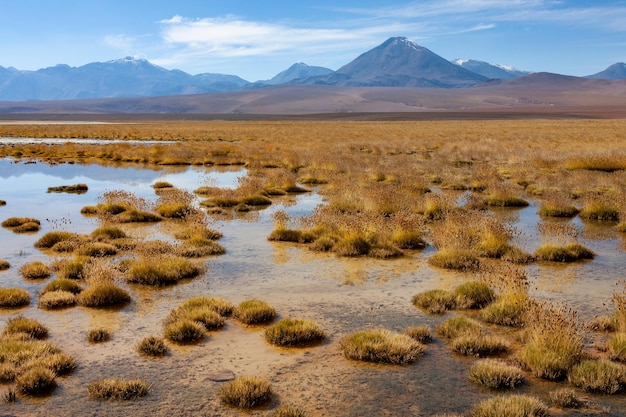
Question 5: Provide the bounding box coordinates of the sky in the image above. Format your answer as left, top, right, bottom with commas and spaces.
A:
1, 0, 626, 81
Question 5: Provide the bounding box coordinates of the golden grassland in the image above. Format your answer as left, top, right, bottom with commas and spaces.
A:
1, 118, 626, 413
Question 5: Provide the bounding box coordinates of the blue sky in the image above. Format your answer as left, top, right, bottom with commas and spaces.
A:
2, 0, 626, 81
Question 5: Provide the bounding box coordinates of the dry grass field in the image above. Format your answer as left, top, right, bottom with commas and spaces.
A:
1, 118, 626, 415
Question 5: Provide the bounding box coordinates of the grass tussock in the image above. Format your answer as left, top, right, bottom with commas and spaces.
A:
0, 288, 30, 308
78, 282, 131, 308
538, 194, 579, 218
469, 359, 524, 389
77, 242, 118, 257
234, 299, 276, 325
42, 278, 82, 295
534, 243, 595, 262
264, 318, 326, 347
404, 326, 432, 344
271, 405, 308, 417
163, 319, 206, 344
2, 316, 49, 339
607, 332, 626, 362
436, 316, 483, 339
454, 281, 495, 309
34, 231, 78, 249
220, 376, 273, 409
0, 259, 9, 270
518, 302, 584, 380
126, 256, 203, 286
15, 367, 57, 396
20, 261, 51, 279
38, 290, 77, 309
340, 328, 425, 365
549, 388, 581, 409
166, 305, 225, 331
52, 256, 89, 279
565, 154, 626, 172
137, 336, 169, 357
428, 249, 481, 271
452, 335, 510, 357
480, 291, 529, 327
470, 394, 549, 417
1, 217, 41, 233
176, 296, 234, 317
91, 226, 126, 240
87, 378, 150, 400
47, 183, 88, 193
87, 328, 111, 343
568, 359, 626, 394
412, 289, 456, 315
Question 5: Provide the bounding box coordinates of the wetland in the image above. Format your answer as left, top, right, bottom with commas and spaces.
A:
0, 119, 626, 416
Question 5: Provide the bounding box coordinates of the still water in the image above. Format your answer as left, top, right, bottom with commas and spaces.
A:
0, 158, 625, 416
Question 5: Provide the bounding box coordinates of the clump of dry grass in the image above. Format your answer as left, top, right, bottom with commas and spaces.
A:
469, 359, 524, 389
152, 181, 173, 189
15, 367, 57, 396
271, 405, 308, 417
91, 226, 126, 240
454, 281, 495, 309
549, 388, 581, 409
87, 328, 111, 343
1, 217, 41, 233
125, 256, 203, 286
42, 278, 82, 295
78, 283, 130, 308
607, 332, 626, 362
87, 378, 150, 400
579, 195, 621, 221
565, 154, 626, 172
163, 319, 206, 343
76, 242, 118, 257
51, 256, 89, 279
534, 222, 594, 262
538, 193, 579, 218
2, 316, 48, 339
470, 394, 548, 417
0, 288, 30, 308
412, 289, 456, 315
404, 325, 432, 344
0, 259, 9, 270
452, 335, 510, 357
518, 302, 584, 380
220, 376, 273, 409
429, 249, 482, 271
234, 299, 276, 325
436, 316, 483, 339
340, 328, 425, 365
136, 336, 168, 357
568, 359, 626, 394
47, 183, 88, 194
20, 261, 51, 279
34, 231, 79, 248
176, 296, 234, 317
38, 290, 77, 309
166, 304, 225, 331
264, 318, 326, 347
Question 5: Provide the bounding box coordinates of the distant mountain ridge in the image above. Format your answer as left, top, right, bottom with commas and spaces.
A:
587, 63, 626, 80
452, 59, 530, 80
0, 57, 249, 101
0, 37, 624, 101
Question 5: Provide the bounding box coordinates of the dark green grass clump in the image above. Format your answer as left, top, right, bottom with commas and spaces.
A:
87, 378, 150, 400
220, 376, 273, 409
234, 299, 276, 325
0, 288, 30, 308
264, 318, 326, 347
340, 328, 424, 365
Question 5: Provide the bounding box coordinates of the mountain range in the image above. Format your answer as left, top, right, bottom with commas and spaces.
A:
1, 37, 624, 103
